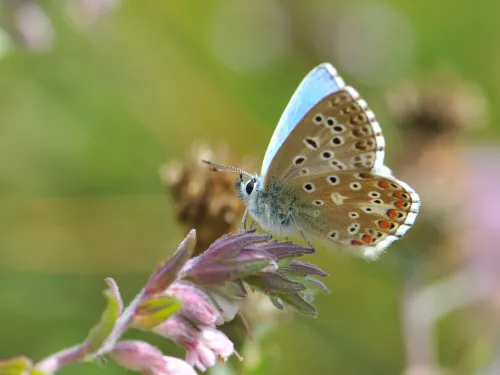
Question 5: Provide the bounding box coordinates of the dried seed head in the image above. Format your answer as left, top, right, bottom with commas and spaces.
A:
386, 72, 487, 138
161, 142, 256, 255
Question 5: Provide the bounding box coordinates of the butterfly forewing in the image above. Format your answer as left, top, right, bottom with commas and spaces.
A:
288, 170, 420, 257
263, 87, 385, 186
261, 63, 345, 178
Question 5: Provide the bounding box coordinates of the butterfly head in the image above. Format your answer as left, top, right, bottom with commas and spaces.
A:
202, 159, 261, 203
235, 173, 262, 205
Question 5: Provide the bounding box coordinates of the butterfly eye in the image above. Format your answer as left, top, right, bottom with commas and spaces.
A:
245, 178, 256, 195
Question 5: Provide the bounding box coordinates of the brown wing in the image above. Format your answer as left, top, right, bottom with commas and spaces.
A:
288, 170, 420, 258
263, 87, 386, 187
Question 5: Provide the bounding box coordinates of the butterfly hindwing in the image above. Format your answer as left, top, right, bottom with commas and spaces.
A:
286, 170, 420, 257
263, 87, 386, 187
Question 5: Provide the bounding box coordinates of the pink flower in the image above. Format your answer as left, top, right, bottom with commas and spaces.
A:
185, 326, 237, 372
171, 230, 328, 320
153, 315, 237, 372
165, 281, 224, 326
180, 231, 279, 284
109, 340, 197, 375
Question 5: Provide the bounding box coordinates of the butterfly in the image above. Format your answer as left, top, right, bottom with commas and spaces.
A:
205, 63, 420, 258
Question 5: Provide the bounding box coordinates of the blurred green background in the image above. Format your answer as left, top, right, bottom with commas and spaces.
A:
0, 0, 499, 374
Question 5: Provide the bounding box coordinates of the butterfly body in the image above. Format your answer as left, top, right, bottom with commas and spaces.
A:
236, 176, 323, 237
226, 63, 420, 258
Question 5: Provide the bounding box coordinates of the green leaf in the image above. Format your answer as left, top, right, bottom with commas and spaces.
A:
133, 296, 181, 329
0, 356, 32, 375
83, 279, 123, 354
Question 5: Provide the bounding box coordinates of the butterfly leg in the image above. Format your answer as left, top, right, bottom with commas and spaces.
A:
290, 212, 314, 248
240, 209, 249, 232
298, 228, 314, 248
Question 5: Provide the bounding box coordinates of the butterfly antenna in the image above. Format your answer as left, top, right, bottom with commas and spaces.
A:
202, 160, 252, 178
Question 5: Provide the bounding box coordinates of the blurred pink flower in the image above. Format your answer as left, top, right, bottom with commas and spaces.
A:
403, 148, 500, 373
15, 1, 54, 52
66, 0, 122, 28
462, 148, 500, 293
109, 341, 197, 375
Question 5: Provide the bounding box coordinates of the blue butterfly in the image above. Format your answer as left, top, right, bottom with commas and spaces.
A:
206, 63, 420, 258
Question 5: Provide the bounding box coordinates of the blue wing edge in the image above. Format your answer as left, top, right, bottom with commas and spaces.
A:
260, 63, 346, 177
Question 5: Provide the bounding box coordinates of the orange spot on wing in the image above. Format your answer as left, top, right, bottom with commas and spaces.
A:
362, 235, 372, 244
394, 201, 406, 209
378, 180, 390, 189
351, 240, 365, 246
392, 191, 408, 201
387, 209, 398, 219
359, 172, 373, 179
378, 220, 391, 229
